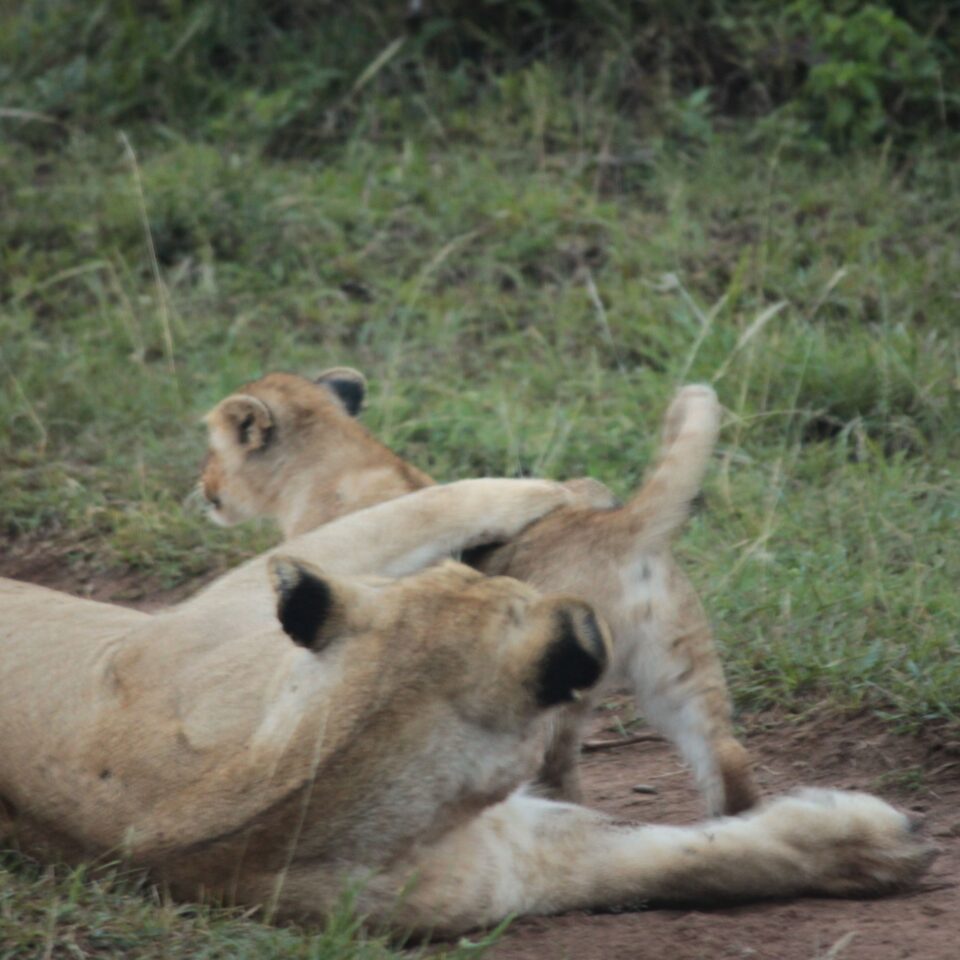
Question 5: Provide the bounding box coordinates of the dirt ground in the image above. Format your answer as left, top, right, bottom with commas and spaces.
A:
2, 552, 957, 960
492, 707, 959, 960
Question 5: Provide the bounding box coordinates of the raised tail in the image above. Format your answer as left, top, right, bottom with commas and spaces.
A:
625, 384, 721, 550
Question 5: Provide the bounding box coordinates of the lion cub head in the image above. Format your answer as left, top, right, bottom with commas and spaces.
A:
200, 369, 430, 536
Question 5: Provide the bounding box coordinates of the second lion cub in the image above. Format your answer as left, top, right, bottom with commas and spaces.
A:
200, 369, 757, 815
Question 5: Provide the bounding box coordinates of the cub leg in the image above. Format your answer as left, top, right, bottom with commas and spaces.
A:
614, 566, 758, 817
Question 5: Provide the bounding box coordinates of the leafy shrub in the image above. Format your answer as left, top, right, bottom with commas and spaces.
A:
0, 1, 956, 151
782, 2, 951, 146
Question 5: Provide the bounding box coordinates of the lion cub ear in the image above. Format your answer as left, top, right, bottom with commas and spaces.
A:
268, 556, 362, 651
214, 394, 274, 451
315, 366, 367, 417
532, 600, 611, 708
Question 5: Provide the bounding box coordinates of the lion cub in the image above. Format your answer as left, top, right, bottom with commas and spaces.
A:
201, 369, 757, 815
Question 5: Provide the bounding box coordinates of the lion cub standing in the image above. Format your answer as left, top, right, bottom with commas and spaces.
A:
201, 369, 757, 815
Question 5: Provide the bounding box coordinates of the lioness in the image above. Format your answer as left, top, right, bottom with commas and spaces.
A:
201, 372, 756, 813
0, 479, 933, 935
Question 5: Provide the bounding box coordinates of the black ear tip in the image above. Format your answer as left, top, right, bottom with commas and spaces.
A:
270, 558, 333, 648
332, 378, 365, 416
534, 606, 608, 708
279, 577, 332, 647
315, 368, 367, 416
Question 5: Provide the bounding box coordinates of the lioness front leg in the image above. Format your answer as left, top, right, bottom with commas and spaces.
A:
357, 789, 933, 936
535, 698, 592, 802
298, 478, 576, 578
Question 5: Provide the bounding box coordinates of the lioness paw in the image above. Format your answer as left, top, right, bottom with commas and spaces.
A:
759, 788, 936, 895
561, 477, 622, 510
443, 479, 572, 547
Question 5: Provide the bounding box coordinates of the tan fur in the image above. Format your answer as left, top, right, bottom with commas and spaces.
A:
201, 372, 756, 814
201, 371, 431, 532
0, 480, 933, 935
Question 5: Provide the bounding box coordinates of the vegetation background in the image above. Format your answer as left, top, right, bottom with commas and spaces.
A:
1, 1, 958, 955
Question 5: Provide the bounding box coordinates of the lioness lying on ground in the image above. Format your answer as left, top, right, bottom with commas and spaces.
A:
0, 479, 934, 935
201, 372, 756, 813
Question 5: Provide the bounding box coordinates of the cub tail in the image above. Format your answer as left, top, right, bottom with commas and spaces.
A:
626, 384, 721, 550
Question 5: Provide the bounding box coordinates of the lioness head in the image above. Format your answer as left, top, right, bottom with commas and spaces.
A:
260, 555, 611, 854
200, 368, 373, 528
268, 555, 611, 719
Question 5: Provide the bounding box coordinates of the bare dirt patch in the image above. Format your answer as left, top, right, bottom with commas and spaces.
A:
492, 707, 959, 960
0, 540, 216, 610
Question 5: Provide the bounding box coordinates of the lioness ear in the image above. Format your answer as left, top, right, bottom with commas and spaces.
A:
268, 556, 359, 651
533, 600, 611, 708
315, 366, 367, 417
216, 395, 274, 451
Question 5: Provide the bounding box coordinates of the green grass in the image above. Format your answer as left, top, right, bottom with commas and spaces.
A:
2, 127, 957, 622
1, 36, 959, 957
0, 853, 497, 959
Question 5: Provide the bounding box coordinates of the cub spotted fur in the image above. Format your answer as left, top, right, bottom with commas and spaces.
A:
0, 480, 933, 935
202, 370, 756, 814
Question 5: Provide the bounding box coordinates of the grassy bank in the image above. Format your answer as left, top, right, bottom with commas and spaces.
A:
0, 853, 497, 958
